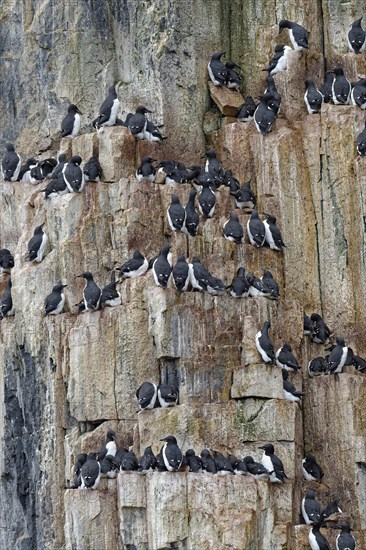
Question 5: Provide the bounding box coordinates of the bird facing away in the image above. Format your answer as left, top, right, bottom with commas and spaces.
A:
348, 17, 366, 53
136, 381, 158, 410
302, 488, 321, 524
61, 104, 82, 139
2, 144, 21, 181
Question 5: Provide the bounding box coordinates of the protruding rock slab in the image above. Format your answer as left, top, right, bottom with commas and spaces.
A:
64, 485, 118, 550
231, 363, 284, 399
208, 82, 244, 117
97, 126, 136, 181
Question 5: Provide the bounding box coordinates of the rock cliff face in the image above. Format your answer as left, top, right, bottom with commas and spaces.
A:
1, 1, 366, 549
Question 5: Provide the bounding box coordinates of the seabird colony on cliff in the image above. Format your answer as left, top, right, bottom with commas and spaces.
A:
1, 14, 365, 548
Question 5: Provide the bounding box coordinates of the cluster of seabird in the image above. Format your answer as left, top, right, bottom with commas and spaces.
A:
72, 430, 290, 488
302, 489, 356, 550
136, 382, 178, 409
304, 313, 366, 376
207, 52, 242, 90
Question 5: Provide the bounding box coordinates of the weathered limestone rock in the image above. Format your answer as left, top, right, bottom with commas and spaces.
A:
64, 486, 119, 550
208, 82, 244, 116
97, 126, 136, 181
231, 363, 284, 400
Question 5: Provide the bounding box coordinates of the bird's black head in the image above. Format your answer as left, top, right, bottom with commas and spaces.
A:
77, 272, 94, 280
243, 456, 254, 464
53, 282, 67, 291
304, 453, 316, 463
332, 67, 344, 76
106, 430, 116, 441
279, 19, 291, 31
263, 212, 276, 223
310, 313, 321, 322
212, 51, 225, 60
258, 443, 274, 454
226, 61, 241, 70
68, 104, 83, 115
71, 155, 82, 165
5, 143, 15, 152
201, 148, 216, 159
335, 336, 345, 347
141, 156, 156, 163
34, 223, 45, 233
136, 105, 153, 114
58, 153, 67, 162
160, 435, 177, 444
306, 488, 316, 498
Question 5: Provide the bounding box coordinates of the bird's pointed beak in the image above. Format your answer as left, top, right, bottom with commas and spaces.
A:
77, 107, 83, 115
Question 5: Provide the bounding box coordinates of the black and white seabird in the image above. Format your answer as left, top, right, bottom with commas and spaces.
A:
302, 489, 322, 524
256, 321, 276, 364
189, 257, 210, 291
2, 144, 21, 182
42, 172, 68, 198
77, 272, 102, 311
26, 223, 48, 263
61, 104, 82, 139
356, 121, 366, 156
136, 381, 158, 410
228, 455, 247, 475
326, 337, 348, 374
279, 19, 309, 51
309, 523, 331, 550
259, 443, 286, 483
144, 119, 167, 142
183, 189, 199, 236
155, 451, 168, 472
97, 430, 117, 461
198, 180, 216, 218
18, 158, 38, 183
276, 342, 300, 371
254, 94, 277, 134
225, 61, 241, 89
158, 384, 178, 407
208, 52, 227, 86
136, 156, 156, 182
331, 68, 351, 105
228, 267, 249, 298
127, 105, 153, 139
185, 449, 202, 473
243, 456, 268, 479
121, 450, 138, 472
167, 195, 186, 232
261, 270, 280, 299
351, 78, 366, 109
138, 446, 157, 472
80, 453, 101, 489
224, 170, 240, 194
202, 148, 225, 187
320, 72, 334, 104
152, 245, 172, 288
308, 356, 328, 377
83, 157, 102, 182
95, 84, 121, 128
335, 522, 356, 550
311, 313, 331, 344
304, 314, 314, 336
172, 255, 190, 292
160, 436, 183, 472
263, 45, 292, 75
353, 354, 366, 372
44, 282, 67, 315
247, 209, 265, 247
0, 278, 14, 319
265, 76, 282, 114
200, 449, 217, 474
304, 79, 323, 114
206, 273, 226, 295
29, 158, 57, 184
321, 498, 342, 520
348, 17, 366, 53
0, 248, 14, 274
302, 454, 323, 482
117, 250, 148, 278
234, 180, 256, 210
223, 212, 244, 244
100, 280, 121, 308
247, 272, 271, 298
237, 97, 257, 122
63, 156, 84, 192
212, 451, 234, 475
282, 370, 303, 402
100, 454, 119, 478
71, 453, 87, 488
